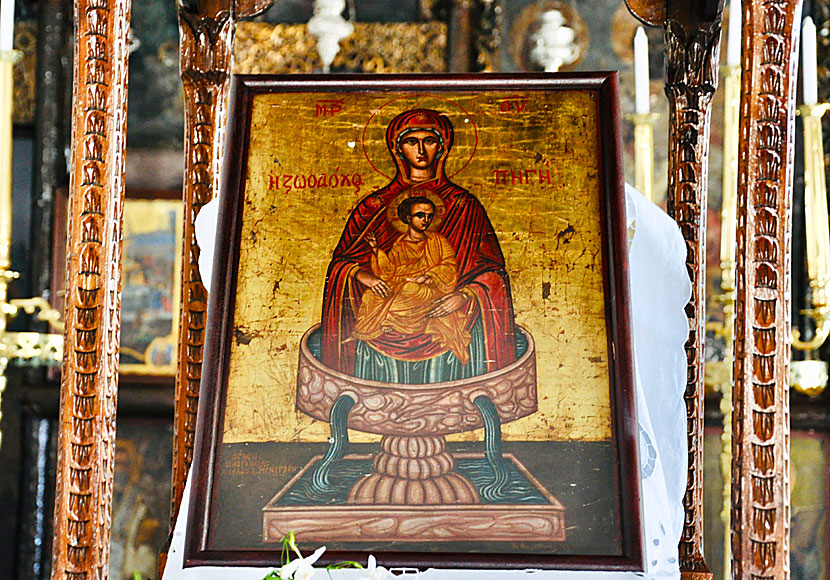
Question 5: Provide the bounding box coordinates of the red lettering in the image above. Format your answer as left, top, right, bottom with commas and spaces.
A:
492, 168, 553, 187
315, 99, 345, 117
497, 96, 529, 113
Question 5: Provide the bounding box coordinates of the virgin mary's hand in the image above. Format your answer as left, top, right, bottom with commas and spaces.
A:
426, 292, 469, 318
355, 269, 391, 298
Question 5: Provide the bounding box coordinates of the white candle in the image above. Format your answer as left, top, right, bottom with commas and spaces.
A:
634, 27, 650, 115
726, 0, 742, 67
803, 16, 818, 105
0, 0, 12, 53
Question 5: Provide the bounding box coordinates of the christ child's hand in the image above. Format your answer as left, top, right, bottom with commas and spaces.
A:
365, 231, 378, 253
406, 274, 432, 284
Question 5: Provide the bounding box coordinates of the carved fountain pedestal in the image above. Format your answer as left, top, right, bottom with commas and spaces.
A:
262, 324, 567, 543
348, 434, 481, 504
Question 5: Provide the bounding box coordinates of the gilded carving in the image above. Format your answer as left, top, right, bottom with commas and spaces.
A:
233, 22, 446, 74
731, 1, 799, 579
663, 15, 722, 576
51, 0, 131, 579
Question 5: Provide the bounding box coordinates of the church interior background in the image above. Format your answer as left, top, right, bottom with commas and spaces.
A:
0, 0, 826, 579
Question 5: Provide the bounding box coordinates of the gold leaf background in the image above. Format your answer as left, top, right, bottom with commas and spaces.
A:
222, 90, 615, 443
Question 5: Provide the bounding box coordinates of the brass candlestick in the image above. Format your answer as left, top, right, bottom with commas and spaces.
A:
790, 103, 830, 397
0, 49, 64, 450
629, 112, 659, 201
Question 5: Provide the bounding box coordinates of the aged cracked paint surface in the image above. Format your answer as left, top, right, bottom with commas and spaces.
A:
223, 90, 612, 443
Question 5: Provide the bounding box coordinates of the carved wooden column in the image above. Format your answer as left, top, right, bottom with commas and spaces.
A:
50, 0, 132, 578
731, 1, 800, 579
170, 2, 275, 537
626, 1, 723, 576
663, 5, 723, 577
171, 0, 233, 529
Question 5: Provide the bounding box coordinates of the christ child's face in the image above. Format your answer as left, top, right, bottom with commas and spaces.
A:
399, 130, 441, 169
408, 202, 434, 233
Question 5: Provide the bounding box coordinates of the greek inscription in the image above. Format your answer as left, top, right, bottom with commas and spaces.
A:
225, 451, 301, 476
492, 168, 552, 186
315, 99, 344, 117
497, 95, 529, 113
269, 169, 364, 195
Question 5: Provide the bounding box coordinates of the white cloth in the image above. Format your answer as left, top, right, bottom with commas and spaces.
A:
166, 184, 689, 579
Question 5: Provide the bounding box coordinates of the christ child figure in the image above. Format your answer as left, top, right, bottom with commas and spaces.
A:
351, 196, 472, 364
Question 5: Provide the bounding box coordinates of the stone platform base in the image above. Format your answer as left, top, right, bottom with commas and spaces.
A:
262, 452, 566, 543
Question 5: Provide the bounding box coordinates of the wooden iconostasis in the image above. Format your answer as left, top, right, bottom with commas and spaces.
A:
0, 1, 827, 579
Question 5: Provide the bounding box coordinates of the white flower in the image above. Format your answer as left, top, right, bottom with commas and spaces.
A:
279, 546, 326, 580
358, 555, 392, 580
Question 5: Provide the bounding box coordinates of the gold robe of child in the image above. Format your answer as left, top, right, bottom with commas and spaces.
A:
352, 231, 472, 364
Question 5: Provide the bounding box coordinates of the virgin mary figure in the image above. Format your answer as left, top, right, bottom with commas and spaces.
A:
320, 108, 518, 384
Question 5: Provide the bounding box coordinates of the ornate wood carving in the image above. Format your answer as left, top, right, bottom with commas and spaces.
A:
233, 22, 447, 74
50, 0, 132, 578
662, 5, 723, 577
731, 1, 800, 579
171, 0, 233, 530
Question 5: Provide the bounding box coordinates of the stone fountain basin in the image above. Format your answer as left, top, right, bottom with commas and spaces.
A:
296, 324, 537, 436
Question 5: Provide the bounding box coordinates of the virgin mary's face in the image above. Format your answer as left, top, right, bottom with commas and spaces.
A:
398, 130, 441, 170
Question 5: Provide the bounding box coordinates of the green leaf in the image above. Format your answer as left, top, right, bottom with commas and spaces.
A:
326, 561, 363, 570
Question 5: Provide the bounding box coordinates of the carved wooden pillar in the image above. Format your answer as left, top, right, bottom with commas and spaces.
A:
624, 4, 723, 576
731, 1, 800, 579
663, 5, 723, 577
171, 0, 233, 530
51, 0, 132, 578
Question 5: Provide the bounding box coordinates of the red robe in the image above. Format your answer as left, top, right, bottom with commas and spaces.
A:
320, 175, 517, 375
